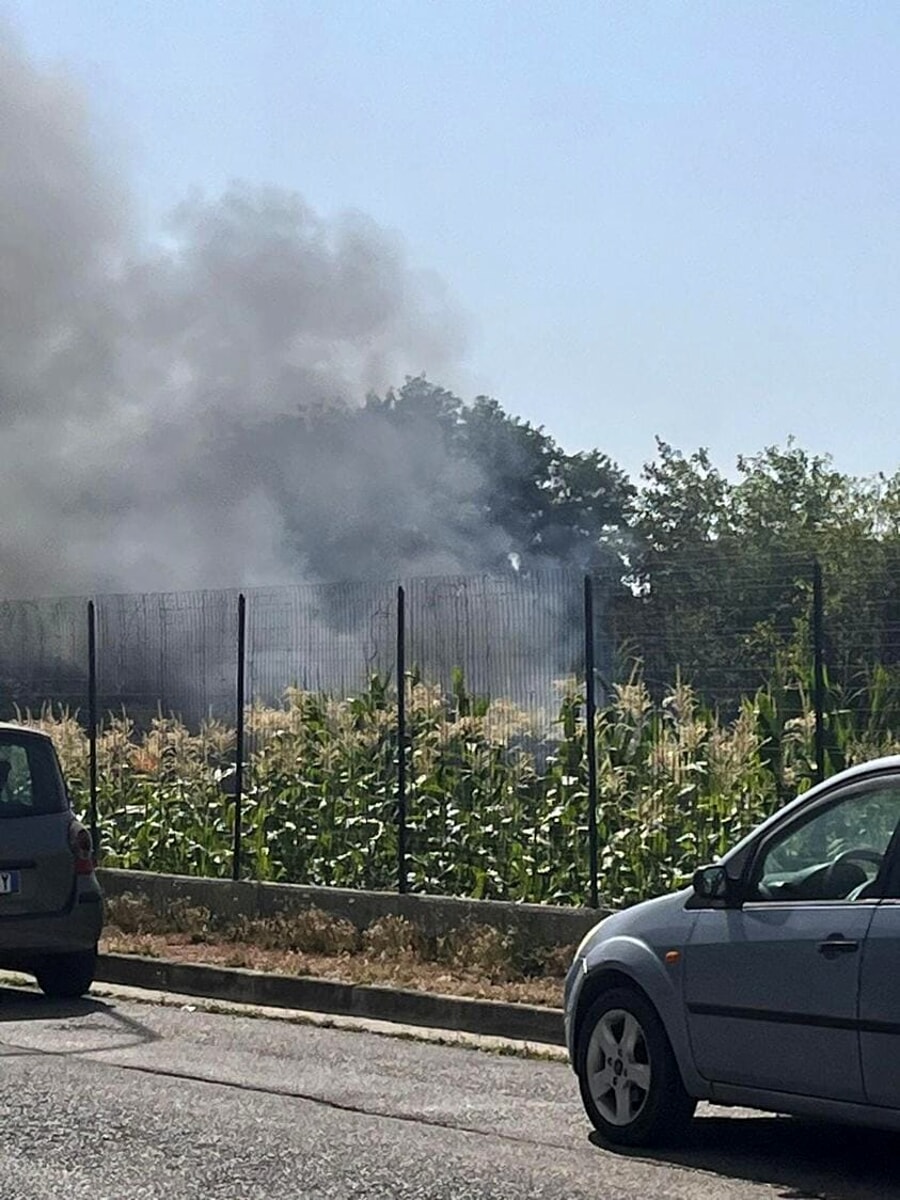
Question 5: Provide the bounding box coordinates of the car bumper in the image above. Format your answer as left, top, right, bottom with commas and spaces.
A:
0, 876, 103, 959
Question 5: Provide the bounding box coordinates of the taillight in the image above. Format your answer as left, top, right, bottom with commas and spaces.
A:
69, 821, 94, 875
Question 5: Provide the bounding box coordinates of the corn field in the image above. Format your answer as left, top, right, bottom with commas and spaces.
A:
26, 664, 900, 909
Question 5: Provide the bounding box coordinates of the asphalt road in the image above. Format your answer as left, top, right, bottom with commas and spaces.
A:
0, 985, 896, 1200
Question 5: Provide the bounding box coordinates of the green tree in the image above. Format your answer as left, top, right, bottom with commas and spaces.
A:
626, 437, 900, 717
366, 377, 635, 576
624, 441, 740, 696
254, 375, 634, 583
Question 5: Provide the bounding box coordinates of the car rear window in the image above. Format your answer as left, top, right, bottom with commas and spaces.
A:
0, 734, 66, 817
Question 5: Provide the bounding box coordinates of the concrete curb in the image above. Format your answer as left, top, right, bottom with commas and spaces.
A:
95, 953, 566, 1047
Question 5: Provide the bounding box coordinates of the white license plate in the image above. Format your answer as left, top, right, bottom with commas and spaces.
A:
0, 871, 20, 895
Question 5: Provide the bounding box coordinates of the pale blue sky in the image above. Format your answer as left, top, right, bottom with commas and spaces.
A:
6, 0, 900, 482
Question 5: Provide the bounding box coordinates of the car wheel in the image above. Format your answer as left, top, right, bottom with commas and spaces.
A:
35, 948, 97, 999
575, 985, 696, 1147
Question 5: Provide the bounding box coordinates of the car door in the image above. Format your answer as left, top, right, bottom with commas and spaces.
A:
684, 776, 900, 1102
858, 800, 900, 1109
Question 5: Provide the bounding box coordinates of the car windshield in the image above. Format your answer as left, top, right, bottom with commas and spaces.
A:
0, 734, 66, 818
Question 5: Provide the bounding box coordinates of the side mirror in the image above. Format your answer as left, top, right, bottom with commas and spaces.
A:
692, 864, 735, 904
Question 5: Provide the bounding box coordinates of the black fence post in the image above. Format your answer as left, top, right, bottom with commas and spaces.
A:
584, 576, 599, 908
87, 600, 99, 860
813, 560, 826, 785
232, 593, 247, 883
397, 585, 408, 895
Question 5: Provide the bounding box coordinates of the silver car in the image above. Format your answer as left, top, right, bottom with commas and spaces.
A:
565, 755, 900, 1145
0, 724, 103, 997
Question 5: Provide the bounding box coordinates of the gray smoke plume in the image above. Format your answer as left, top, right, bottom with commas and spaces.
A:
0, 33, 481, 598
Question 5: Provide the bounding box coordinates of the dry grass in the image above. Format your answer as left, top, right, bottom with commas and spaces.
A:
230, 909, 359, 956
101, 892, 573, 1008
362, 915, 428, 961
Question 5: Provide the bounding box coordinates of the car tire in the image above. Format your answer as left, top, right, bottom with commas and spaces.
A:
575, 985, 696, 1147
35, 948, 97, 999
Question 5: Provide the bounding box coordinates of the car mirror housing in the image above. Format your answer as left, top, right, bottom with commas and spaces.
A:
692, 864, 741, 906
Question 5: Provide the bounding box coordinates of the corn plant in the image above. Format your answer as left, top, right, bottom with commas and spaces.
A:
25, 660, 900, 909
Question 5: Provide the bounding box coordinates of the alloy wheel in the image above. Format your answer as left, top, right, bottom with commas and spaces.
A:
585, 1007, 652, 1127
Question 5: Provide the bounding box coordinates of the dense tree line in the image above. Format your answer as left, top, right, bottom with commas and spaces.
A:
272, 376, 900, 706
625, 438, 900, 707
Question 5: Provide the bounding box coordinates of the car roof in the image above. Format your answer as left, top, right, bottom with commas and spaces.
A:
0, 722, 53, 740
791, 755, 900, 810
821, 754, 900, 785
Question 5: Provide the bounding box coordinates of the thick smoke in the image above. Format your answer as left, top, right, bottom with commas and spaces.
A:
1, 34, 483, 598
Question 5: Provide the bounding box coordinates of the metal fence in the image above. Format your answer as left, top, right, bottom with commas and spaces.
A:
0, 573, 608, 723
0, 557, 898, 906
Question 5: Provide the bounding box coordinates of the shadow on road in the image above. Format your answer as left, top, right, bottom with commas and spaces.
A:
591, 1113, 900, 1200
0, 983, 160, 1055
0, 984, 108, 1021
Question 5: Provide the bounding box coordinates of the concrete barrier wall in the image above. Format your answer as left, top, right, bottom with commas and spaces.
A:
97, 869, 610, 947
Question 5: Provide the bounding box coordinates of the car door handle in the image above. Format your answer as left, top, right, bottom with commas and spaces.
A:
817, 935, 860, 958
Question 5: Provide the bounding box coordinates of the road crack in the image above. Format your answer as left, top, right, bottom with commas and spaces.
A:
0, 1037, 581, 1155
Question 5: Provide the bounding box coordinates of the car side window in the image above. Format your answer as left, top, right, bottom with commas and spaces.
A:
749, 779, 900, 903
